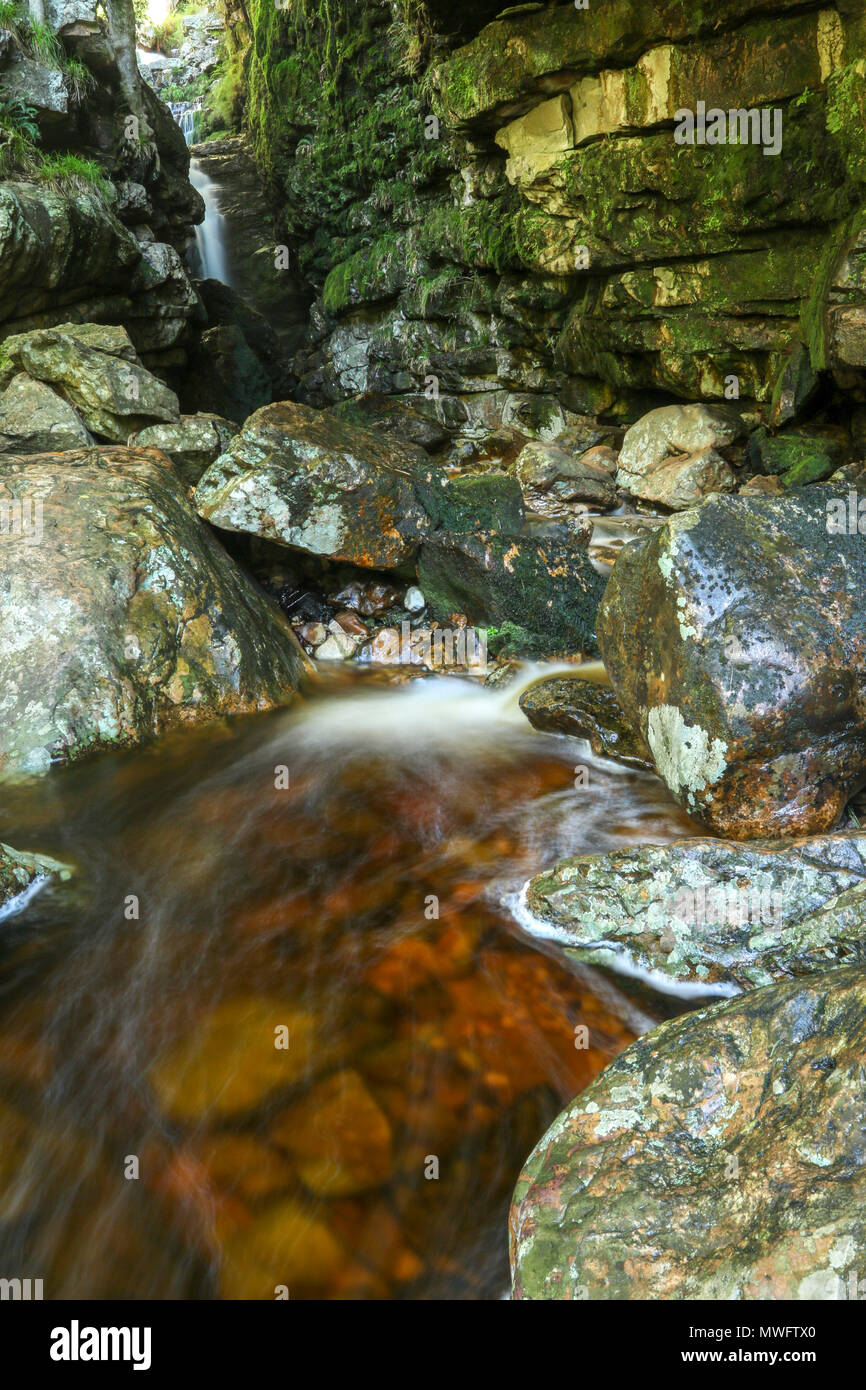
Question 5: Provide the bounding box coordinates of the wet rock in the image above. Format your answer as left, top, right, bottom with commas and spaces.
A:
316, 622, 358, 661
748, 425, 846, 489
150, 997, 324, 1123
298, 621, 328, 649
0, 446, 306, 779
195, 401, 440, 569
131, 413, 239, 488
429, 472, 525, 535
616, 404, 746, 495
0, 324, 178, 442
329, 579, 401, 617
327, 393, 449, 452
525, 832, 866, 993
0, 842, 72, 915
597, 486, 866, 837
0, 374, 92, 454
519, 675, 653, 770
628, 446, 737, 510
404, 586, 426, 613
270, 1069, 393, 1196
511, 965, 866, 1300
512, 439, 617, 514
418, 530, 606, 659
220, 1197, 348, 1298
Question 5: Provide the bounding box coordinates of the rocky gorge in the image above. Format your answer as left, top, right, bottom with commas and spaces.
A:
1, 0, 866, 1309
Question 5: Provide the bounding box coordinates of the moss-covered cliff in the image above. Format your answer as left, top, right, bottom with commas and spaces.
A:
221, 0, 866, 431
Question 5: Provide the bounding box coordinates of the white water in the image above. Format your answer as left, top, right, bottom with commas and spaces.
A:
188, 158, 231, 286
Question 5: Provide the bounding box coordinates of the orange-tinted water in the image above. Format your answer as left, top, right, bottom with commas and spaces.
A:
0, 669, 695, 1299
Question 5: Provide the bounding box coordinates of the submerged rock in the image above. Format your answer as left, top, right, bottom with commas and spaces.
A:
0, 842, 72, 915
195, 401, 440, 569
0, 323, 179, 442
525, 832, 866, 993
511, 965, 866, 1300
0, 446, 307, 779
598, 487, 866, 837
519, 675, 653, 770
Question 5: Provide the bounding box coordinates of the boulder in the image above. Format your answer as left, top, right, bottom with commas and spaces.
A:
626, 446, 737, 509
0, 374, 92, 454
195, 401, 441, 569
616, 404, 746, 494
511, 966, 866, 1300
131, 413, 238, 488
0, 324, 179, 441
0, 446, 307, 779
326, 394, 449, 452
597, 487, 866, 837
524, 831, 866, 994
519, 674, 653, 770
512, 439, 617, 513
418, 529, 606, 658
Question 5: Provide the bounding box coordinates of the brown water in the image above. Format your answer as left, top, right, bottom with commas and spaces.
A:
0, 667, 695, 1300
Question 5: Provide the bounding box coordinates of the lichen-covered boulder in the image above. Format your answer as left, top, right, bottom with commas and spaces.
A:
597, 487, 866, 837
131, 413, 238, 488
418, 529, 606, 658
195, 401, 442, 568
0, 324, 179, 442
524, 832, 866, 993
0, 374, 92, 454
510, 965, 866, 1300
0, 446, 307, 779
519, 674, 653, 770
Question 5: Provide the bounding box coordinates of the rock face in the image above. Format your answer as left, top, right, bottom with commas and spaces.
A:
0, 446, 307, 779
0, 324, 179, 442
597, 487, 866, 838
519, 674, 653, 770
525, 832, 866, 993
243, 1, 866, 442
195, 401, 440, 569
511, 965, 866, 1300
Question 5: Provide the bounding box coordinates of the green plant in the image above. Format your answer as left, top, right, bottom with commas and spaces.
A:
62, 56, 96, 102
34, 151, 114, 199
0, 0, 26, 42
0, 95, 39, 141
27, 18, 63, 66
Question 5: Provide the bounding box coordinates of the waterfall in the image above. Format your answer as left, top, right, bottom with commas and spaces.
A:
188, 159, 231, 285
168, 101, 232, 287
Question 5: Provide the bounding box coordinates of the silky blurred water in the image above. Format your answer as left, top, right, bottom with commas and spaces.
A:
0, 667, 696, 1300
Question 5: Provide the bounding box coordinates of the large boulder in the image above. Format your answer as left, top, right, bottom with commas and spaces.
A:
511, 966, 866, 1300
616, 404, 746, 495
0, 446, 307, 779
0, 374, 92, 454
524, 831, 866, 993
0, 324, 179, 442
597, 487, 866, 837
195, 401, 441, 569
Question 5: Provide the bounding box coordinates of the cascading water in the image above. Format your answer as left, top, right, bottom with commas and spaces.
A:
0, 666, 696, 1300
169, 100, 232, 286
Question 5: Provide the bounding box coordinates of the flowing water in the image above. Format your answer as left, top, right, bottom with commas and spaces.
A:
0, 667, 696, 1300
188, 160, 232, 286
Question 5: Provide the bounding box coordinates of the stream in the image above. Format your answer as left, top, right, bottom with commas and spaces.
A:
0, 667, 695, 1299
